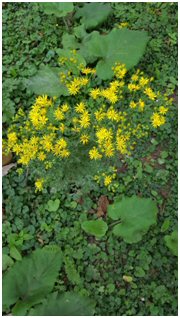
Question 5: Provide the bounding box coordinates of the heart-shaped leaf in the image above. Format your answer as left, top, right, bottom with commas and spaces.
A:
47, 199, 60, 212
75, 3, 112, 30
82, 220, 108, 238
80, 28, 149, 79
108, 196, 157, 243
39, 3, 74, 17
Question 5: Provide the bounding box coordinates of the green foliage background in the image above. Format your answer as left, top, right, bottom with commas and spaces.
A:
2, 2, 177, 316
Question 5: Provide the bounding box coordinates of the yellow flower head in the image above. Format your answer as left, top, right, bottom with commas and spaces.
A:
80, 134, 89, 145
35, 178, 44, 192
89, 147, 102, 160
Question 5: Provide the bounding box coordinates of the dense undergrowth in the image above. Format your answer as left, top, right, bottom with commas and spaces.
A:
2, 2, 177, 316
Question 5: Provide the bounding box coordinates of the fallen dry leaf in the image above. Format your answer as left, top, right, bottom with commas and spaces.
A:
2, 163, 16, 177
97, 195, 109, 217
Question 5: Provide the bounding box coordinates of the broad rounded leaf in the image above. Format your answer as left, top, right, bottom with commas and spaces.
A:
29, 292, 95, 316
26, 66, 69, 97
62, 33, 79, 49
82, 220, 108, 238
47, 199, 60, 212
39, 3, 74, 17
75, 3, 112, 30
108, 196, 157, 243
2, 246, 63, 311
80, 29, 149, 79
164, 230, 178, 256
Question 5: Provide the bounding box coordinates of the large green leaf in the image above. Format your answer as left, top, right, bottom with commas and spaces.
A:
75, 3, 112, 30
82, 220, 108, 238
26, 66, 69, 97
108, 196, 157, 243
39, 3, 74, 17
2, 246, 63, 312
80, 28, 149, 79
164, 230, 178, 256
29, 292, 95, 316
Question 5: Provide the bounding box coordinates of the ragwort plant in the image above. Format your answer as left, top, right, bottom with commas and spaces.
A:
6, 51, 173, 193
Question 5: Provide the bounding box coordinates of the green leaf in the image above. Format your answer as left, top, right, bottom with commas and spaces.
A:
10, 246, 22, 261
82, 220, 108, 238
108, 196, 157, 243
29, 292, 95, 316
47, 199, 60, 212
2, 246, 63, 311
161, 219, 170, 232
164, 230, 178, 256
26, 66, 69, 97
62, 33, 79, 49
73, 24, 87, 39
2, 254, 14, 271
64, 257, 81, 285
75, 3, 112, 30
123, 275, 133, 283
39, 3, 74, 17
80, 28, 148, 79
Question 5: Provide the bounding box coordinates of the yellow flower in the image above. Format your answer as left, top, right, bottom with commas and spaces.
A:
144, 87, 156, 100
62, 103, 69, 112
79, 111, 90, 128
60, 149, 70, 158
80, 134, 89, 145
138, 99, 145, 111
94, 108, 106, 122
40, 135, 54, 152
59, 123, 65, 133
104, 175, 112, 186
106, 107, 119, 121
38, 152, 46, 161
139, 77, 149, 87
112, 63, 127, 79
131, 74, 139, 82
159, 106, 168, 114
35, 95, 52, 107
128, 83, 140, 91
75, 102, 86, 113
90, 88, 100, 100
7, 132, 17, 148
67, 80, 80, 95
89, 147, 102, 160
101, 88, 118, 104
35, 178, 44, 192
54, 108, 65, 121
129, 101, 137, 109
81, 67, 96, 75
118, 22, 129, 29
80, 77, 89, 86
151, 113, 166, 128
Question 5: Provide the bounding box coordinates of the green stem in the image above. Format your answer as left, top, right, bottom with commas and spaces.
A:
109, 220, 121, 228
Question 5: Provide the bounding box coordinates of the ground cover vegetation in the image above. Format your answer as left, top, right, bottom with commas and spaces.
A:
2, 2, 178, 316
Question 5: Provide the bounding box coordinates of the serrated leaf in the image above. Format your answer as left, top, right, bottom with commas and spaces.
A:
2, 246, 63, 311
26, 66, 69, 97
39, 2, 74, 17
108, 196, 157, 243
75, 3, 112, 30
164, 230, 178, 256
80, 29, 148, 79
29, 292, 95, 316
82, 220, 108, 238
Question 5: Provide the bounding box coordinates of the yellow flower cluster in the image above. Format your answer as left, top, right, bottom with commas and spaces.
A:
6, 58, 173, 191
